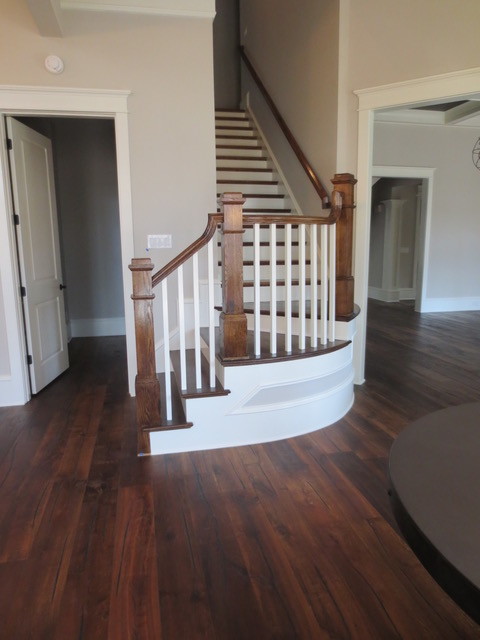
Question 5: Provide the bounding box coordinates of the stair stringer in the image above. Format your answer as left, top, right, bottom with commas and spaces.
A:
149, 321, 355, 455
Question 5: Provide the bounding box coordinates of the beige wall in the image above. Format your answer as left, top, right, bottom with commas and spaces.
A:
240, 0, 340, 212
374, 122, 480, 306
0, 0, 216, 263
339, 0, 480, 171
0, 271, 8, 377
213, 0, 240, 108
0, 0, 217, 402
52, 118, 125, 332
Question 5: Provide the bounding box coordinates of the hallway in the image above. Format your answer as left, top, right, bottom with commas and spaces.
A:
0, 303, 479, 638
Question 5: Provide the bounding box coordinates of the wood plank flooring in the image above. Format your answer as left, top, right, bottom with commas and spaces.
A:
0, 301, 479, 638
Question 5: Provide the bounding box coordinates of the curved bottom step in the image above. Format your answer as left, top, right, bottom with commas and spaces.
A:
149, 342, 354, 455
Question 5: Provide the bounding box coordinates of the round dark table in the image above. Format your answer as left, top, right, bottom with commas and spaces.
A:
389, 402, 480, 624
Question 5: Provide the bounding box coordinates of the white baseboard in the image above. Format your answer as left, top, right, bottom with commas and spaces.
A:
70, 316, 125, 337
420, 297, 480, 313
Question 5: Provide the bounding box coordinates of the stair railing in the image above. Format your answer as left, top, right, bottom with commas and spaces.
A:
130, 178, 353, 454
129, 213, 222, 452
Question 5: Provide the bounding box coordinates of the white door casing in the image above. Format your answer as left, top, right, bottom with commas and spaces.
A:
7, 117, 69, 393
353, 66, 480, 384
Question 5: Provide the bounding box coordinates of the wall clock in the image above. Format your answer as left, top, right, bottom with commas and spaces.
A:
472, 138, 480, 170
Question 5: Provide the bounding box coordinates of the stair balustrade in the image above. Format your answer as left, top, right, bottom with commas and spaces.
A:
130, 180, 352, 455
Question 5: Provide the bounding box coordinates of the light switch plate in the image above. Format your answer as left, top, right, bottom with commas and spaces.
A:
147, 234, 172, 249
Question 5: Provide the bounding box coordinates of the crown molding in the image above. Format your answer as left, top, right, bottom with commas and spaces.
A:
60, 1, 216, 19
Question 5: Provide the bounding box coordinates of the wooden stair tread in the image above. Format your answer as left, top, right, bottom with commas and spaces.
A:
218, 259, 311, 267
217, 167, 271, 172
218, 241, 300, 247
216, 126, 254, 131
170, 349, 230, 399
242, 278, 321, 287
242, 301, 326, 318
216, 135, 260, 140
216, 145, 262, 150
201, 327, 350, 366
217, 179, 279, 185
216, 155, 268, 161
142, 372, 193, 433
237, 193, 285, 198
244, 208, 292, 213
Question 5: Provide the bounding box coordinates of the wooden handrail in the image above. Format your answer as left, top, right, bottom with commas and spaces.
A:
240, 46, 330, 207
152, 213, 224, 288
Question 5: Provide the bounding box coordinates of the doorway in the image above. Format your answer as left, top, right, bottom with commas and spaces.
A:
8, 115, 125, 394
0, 87, 135, 407
368, 167, 434, 314
353, 69, 480, 384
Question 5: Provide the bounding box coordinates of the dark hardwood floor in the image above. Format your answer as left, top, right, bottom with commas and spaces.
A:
0, 300, 479, 639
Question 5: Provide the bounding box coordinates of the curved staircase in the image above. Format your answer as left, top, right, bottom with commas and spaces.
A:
129, 54, 357, 456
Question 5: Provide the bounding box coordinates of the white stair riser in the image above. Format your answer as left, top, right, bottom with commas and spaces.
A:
217, 169, 276, 181
215, 137, 261, 148
215, 146, 265, 158
217, 182, 281, 195
242, 196, 288, 209
246, 315, 356, 342
216, 128, 256, 138
241, 264, 312, 281
216, 158, 270, 169
215, 118, 250, 128
215, 110, 246, 118
243, 284, 319, 303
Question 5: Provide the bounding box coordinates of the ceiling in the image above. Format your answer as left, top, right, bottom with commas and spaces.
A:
375, 96, 480, 127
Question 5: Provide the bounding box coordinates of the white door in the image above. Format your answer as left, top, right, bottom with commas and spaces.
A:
7, 117, 68, 393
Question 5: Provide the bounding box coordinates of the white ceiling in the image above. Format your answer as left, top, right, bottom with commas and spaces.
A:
375, 96, 480, 128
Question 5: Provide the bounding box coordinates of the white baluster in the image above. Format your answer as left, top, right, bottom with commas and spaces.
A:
192, 252, 201, 388
254, 223, 261, 356
320, 225, 328, 345
270, 223, 277, 355
177, 265, 187, 390
299, 224, 306, 350
310, 224, 318, 347
285, 223, 292, 353
161, 279, 172, 420
207, 238, 215, 388
328, 224, 336, 343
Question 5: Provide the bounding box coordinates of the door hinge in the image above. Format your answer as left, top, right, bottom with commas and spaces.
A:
20, 285, 26, 297
26, 354, 33, 365
6, 138, 12, 151
13, 214, 20, 226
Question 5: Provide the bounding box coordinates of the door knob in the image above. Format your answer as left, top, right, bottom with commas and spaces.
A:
59, 284, 67, 290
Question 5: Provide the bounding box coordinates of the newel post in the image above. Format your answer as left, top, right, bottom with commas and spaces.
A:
331, 173, 357, 318
129, 257, 161, 454
219, 193, 248, 360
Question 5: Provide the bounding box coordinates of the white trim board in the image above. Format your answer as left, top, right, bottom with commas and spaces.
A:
60, 1, 216, 19
353, 67, 480, 384
0, 85, 136, 406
